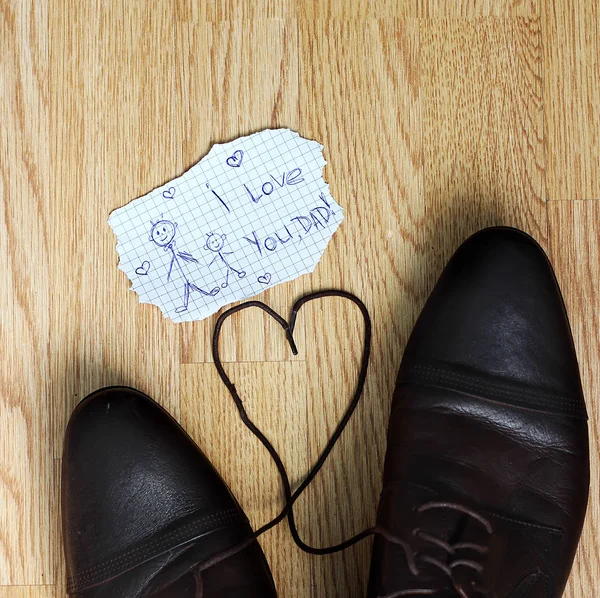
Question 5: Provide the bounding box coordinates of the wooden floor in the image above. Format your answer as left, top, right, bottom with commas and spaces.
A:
0, 1, 598, 596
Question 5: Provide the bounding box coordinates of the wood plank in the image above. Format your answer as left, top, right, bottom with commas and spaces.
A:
298, 19, 423, 597
180, 361, 312, 597
204, 0, 537, 21
548, 201, 600, 598
206, 0, 294, 20
543, 2, 600, 199
177, 19, 304, 364
0, 0, 53, 585
0, 588, 56, 598
48, 2, 181, 457
421, 16, 547, 264
419, 0, 537, 17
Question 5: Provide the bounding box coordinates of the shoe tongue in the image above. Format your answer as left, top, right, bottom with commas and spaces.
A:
413, 507, 490, 596
421, 507, 559, 598
374, 484, 489, 595
376, 482, 560, 598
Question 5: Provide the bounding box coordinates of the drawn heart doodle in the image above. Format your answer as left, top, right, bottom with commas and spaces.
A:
257, 273, 272, 285
162, 187, 176, 200
135, 261, 151, 275
226, 150, 244, 168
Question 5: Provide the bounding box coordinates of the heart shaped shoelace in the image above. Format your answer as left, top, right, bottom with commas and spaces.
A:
197, 290, 492, 598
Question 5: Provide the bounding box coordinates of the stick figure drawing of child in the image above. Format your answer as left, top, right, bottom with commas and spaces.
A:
204, 232, 246, 288
149, 219, 219, 313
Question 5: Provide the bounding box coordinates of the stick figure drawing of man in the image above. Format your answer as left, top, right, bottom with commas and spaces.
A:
204, 232, 246, 288
149, 219, 219, 313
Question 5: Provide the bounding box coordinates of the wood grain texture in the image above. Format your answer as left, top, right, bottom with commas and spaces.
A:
204, 0, 537, 21
0, 589, 55, 598
543, 1, 600, 200
0, 1, 598, 596
0, 0, 53, 585
548, 201, 600, 597
49, 1, 181, 456
419, 0, 537, 17
421, 17, 547, 260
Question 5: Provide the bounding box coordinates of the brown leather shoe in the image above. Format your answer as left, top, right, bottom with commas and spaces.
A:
368, 227, 590, 597
62, 387, 277, 598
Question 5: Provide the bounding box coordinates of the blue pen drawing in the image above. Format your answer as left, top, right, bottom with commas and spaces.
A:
243, 194, 336, 255
242, 167, 304, 204
109, 128, 344, 323
135, 261, 151, 275
149, 219, 219, 313
205, 183, 230, 213
205, 232, 246, 288
226, 150, 243, 168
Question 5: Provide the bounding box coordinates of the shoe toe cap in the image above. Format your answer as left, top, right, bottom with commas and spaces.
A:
62, 387, 244, 593
401, 227, 585, 415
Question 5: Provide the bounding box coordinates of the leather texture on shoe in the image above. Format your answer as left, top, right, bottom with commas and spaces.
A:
62, 387, 277, 598
368, 227, 590, 598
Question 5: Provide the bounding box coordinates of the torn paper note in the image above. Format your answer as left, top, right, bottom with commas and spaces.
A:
108, 128, 344, 322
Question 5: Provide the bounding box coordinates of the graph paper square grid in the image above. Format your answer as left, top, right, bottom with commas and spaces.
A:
108, 128, 344, 322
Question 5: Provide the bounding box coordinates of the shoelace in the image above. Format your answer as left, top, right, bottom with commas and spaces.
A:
200, 290, 492, 598
378, 502, 493, 598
